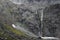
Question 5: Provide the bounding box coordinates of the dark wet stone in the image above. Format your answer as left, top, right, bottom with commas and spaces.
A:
43, 4, 60, 38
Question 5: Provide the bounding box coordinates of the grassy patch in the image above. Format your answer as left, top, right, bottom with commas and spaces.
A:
0, 23, 30, 40
0, 29, 16, 40
4, 24, 28, 37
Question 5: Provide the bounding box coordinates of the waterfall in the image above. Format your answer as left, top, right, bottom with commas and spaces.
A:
10, 0, 60, 39
12, 24, 59, 39
12, 24, 38, 38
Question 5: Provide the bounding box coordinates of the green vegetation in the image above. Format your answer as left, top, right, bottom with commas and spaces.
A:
4, 24, 27, 37
0, 26, 16, 40
0, 23, 29, 40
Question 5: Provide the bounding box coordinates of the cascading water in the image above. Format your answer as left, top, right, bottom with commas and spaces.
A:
12, 24, 38, 38
9, 0, 60, 39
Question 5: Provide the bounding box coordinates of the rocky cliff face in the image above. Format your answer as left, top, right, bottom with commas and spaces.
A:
0, 0, 60, 40
43, 4, 60, 38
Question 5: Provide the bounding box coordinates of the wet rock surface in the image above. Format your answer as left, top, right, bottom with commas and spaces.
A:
0, 0, 60, 40
43, 4, 60, 38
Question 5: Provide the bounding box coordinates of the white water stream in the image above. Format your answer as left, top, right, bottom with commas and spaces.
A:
12, 24, 59, 39
12, 24, 38, 38
10, 0, 60, 39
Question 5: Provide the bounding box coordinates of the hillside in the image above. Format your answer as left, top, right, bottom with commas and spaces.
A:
0, 0, 60, 40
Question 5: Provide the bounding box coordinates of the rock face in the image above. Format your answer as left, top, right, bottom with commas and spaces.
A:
0, 0, 60, 40
43, 4, 60, 38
